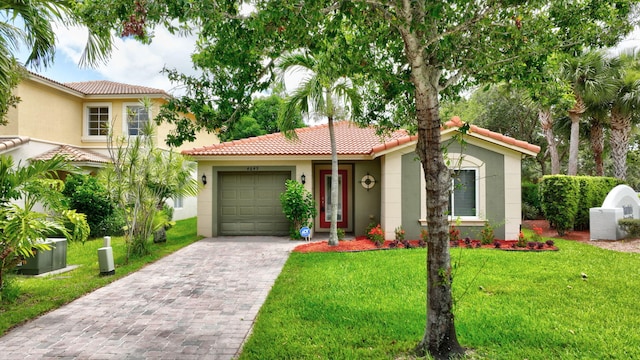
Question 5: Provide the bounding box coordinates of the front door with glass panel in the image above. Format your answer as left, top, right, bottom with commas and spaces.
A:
319, 169, 348, 228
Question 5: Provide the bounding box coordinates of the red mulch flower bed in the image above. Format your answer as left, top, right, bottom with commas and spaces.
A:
293, 237, 558, 253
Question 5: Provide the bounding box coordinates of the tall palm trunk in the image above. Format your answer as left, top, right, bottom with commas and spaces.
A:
590, 119, 605, 176
567, 96, 585, 175
539, 108, 560, 174
610, 108, 632, 180
328, 116, 339, 246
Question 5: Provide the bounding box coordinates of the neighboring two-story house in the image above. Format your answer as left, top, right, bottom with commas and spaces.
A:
2, 72, 218, 220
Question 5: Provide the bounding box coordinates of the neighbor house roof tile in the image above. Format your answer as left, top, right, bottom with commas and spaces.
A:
63, 80, 168, 96
31, 145, 111, 164
0, 136, 30, 152
183, 118, 540, 157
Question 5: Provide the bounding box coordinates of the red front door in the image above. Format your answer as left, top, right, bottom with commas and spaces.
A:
319, 169, 348, 228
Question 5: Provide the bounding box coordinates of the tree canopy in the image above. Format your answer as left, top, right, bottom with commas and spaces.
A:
80, 1, 640, 358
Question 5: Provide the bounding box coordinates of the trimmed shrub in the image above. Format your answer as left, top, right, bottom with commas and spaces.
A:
618, 218, 640, 238
539, 175, 580, 236
63, 174, 125, 238
280, 180, 317, 239
574, 176, 622, 231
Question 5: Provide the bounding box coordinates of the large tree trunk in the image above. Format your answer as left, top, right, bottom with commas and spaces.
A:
610, 109, 631, 180
590, 119, 605, 176
400, 27, 464, 359
539, 108, 560, 174
327, 116, 339, 246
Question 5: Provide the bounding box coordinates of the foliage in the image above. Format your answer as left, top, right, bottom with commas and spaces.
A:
420, 228, 429, 242
480, 221, 495, 245
574, 176, 623, 230
102, 101, 197, 259
539, 175, 581, 236
279, 180, 317, 240
0, 155, 89, 290
394, 226, 405, 241
336, 228, 345, 241
0, 0, 113, 121
522, 181, 542, 219
368, 224, 384, 247
217, 95, 304, 142
0, 275, 20, 304
63, 174, 125, 238
0, 217, 200, 336
79, 0, 640, 357
618, 219, 640, 238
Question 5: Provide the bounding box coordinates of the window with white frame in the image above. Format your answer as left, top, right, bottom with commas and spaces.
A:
84, 103, 111, 139
124, 104, 150, 136
173, 195, 184, 209
449, 169, 478, 217
420, 154, 486, 225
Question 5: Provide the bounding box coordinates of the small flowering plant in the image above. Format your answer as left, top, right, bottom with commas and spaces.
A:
368, 224, 385, 247
420, 228, 429, 241
517, 231, 527, 247
532, 225, 543, 242
395, 226, 405, 241
449, 225, 461, 243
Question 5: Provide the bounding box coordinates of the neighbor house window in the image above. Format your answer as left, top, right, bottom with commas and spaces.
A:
83, 103, 111, 140
124, 104, 150, 136
449, 169, 478, 217
173, 196, 183, 209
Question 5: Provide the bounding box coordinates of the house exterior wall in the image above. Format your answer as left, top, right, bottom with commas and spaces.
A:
397, 139, 523, 241
6, 78, 83, 145
352, 159, 381, 236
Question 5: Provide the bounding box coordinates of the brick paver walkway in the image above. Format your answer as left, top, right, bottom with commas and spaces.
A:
0, 237, 298, 360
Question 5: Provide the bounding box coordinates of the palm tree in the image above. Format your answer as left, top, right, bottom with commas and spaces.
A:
0, 155, 89, 290
608, 53, 640, 180
561, 50, 615, 175
277, 51, 361, 245
147, 150, 199, 243
0, 0, 113, 119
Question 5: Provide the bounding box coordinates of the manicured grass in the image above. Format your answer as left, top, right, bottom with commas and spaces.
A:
0, 217, 201, 336
239, 239, 640, 359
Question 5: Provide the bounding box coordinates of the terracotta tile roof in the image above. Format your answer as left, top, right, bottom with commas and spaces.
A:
445, 116, 541, 154
31, 145, 111, 164
63, 80, 168, 96
183, 118, 540, 157
184, 121, 409, 156
0, 136, 30, 152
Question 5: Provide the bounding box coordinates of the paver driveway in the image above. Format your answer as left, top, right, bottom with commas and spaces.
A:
0, 237, 299, 360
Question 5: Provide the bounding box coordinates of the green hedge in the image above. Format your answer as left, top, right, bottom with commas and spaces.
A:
539, 175, 622, 235
574, 176, 622, 231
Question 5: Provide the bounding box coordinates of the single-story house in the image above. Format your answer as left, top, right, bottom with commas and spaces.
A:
183, 117, 540, 240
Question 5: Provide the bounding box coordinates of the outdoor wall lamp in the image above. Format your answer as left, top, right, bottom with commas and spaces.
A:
201, 174, 207, 185
301, 173, 306, 184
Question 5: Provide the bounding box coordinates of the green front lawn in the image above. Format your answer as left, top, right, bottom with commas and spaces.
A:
239, 239, 640, 359
0, 217, 201, 336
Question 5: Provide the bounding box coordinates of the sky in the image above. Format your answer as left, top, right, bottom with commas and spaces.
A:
18, 23, 640, 98
19, 24, 201, 96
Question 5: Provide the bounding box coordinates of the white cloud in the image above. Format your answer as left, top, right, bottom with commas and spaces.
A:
49, 24, 199, 95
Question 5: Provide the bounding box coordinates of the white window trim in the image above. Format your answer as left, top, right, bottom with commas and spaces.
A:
419, 153, 486, 227
173, 195, 184, 209
122, 102, 152, 137
82, 102, 112, 142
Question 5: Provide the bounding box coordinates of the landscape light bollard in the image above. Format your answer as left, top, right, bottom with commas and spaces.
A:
98, 236, 115, 276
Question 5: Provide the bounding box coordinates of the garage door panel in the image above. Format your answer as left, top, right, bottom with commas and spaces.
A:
219, 172, 290, 236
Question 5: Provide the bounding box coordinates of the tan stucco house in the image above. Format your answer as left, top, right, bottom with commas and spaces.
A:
2, 72, 218, 220
183, 118, 540, 240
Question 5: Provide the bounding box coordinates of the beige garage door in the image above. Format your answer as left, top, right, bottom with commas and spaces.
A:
218, 172, 290, 236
